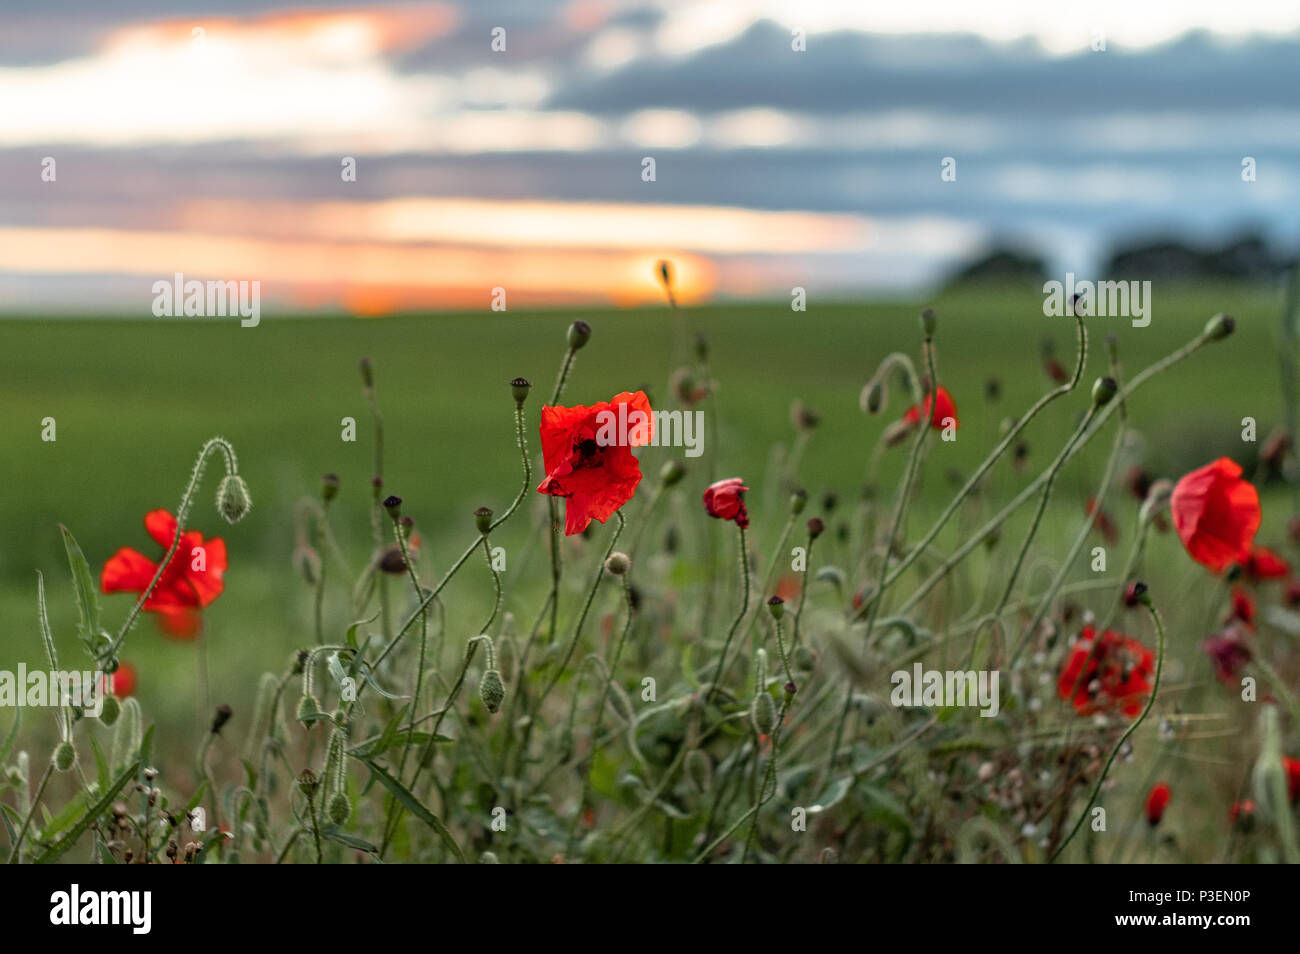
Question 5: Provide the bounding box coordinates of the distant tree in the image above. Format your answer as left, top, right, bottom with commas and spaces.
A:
944, 247, 1048, 288
1104, 232, 1286, 280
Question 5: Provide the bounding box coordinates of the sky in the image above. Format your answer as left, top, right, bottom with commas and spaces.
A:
1, 0, 1298, 313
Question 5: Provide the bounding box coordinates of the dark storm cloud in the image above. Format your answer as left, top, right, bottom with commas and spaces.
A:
546, 20, 1300, 115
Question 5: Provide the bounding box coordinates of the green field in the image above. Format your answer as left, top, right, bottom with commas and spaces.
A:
1, 281, 1294, 862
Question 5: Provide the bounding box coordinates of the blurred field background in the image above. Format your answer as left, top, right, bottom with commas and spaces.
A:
1, 279, 1291, 794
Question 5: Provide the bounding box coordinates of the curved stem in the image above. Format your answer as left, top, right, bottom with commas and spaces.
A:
706, 523, 750, 704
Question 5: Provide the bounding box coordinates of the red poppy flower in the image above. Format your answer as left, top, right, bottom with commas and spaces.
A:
1287, 757, 1300, 804
1057, 625, 1154, 718
1242, 546, 1290, 581
1145, 782, 1171, 825
703, 477, 749, 529
103, 662, 137, 699
1201, 622, 1252, 684
101, 509, 227, 639
901, 386, 958, 432
1229, 587, 1255, 628
1170, 458, 1260, 573
537, 391, 653, 536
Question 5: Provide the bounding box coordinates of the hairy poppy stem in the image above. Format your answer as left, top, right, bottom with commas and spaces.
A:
1051, 595, 1164, 863
105, 436, 240, 664
6, 760, 52, 864
706, 523, 750, 705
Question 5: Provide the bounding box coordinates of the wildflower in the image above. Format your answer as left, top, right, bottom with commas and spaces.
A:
1287, 757, 1300, 804
1057, 626, 1154, 718
703, 478, 750, 529
537, 391, 653, 536
1241, 546, 1290, 582
1170, 458, 1260, 573
101, 509, 227, 639
901, 386, 958, 432
1201, 622, 1252, 684
1145, 782, 1171, 825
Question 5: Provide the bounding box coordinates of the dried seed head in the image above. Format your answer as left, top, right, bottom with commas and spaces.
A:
216, 474, 252, 524
510, 376, 532, 406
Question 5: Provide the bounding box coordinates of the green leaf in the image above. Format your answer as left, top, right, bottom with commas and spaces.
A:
33, 759, 140, 864
187, 781, 209, 813
320, 825, 379, 854
59, 525, 101, 645
808, 776, 853, 815
89, 733, 110, 792
348, 730, 452, 759
139, 725, 155, 767
36, 571, 58, 671
362, 759, 465, 863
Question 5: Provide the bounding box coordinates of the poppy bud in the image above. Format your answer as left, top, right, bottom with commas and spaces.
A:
567, 320, 592, 351
685, 749, 712, 793
359, 356, 374, 389
1204, 313, 1235, 341
919, 307, 937, 338
659, 459, 685, 487
784, 680, 797, 700
321, 473, 340, 503
53, 741, 76, 773
794, 646, 816, 673
328, 792, 351, 825
751, 690, 777, 736
510, 376, 531, 406
862, 379, 884, 414
605, 551, 631, 576
1145, 782, 1170, 825
210, 703, 233, 735
296, 694, 320, 723
1130, 581, 1151, 607
383, 495, 402, 519
100, 695, 121, 726
1091, 376, 1118, 408
480, 669, 505, 714
767, 595, 785, 620
657, 259, 673, 289
474, 506, 493, 535
807, 516, 825, 540
790, 488, 807, 514
216, 474, 252, 524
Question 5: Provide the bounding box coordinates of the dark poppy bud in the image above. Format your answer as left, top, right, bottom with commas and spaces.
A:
1204, 313, 1235, 341
784, 680, 797, 698
321, 473, 340, 503
919, 308, 937, 338
1130, 581, 1150, 607
567, 320, 592, 351
767, 595, 785, 619
807, 516, 825, 540
510, 376, 531, 406
383, 495, 402, 519
822, 492, 838, 513
1091, 376, 1118, 408
474, 506, 493, 534
210, 703, 233, 734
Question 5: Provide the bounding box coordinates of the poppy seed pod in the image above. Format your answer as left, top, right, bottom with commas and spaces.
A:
510, 376, 531, 406
767, 595, 785, 620
480, 669, 506, 714
1205, 313, 1235, 341
216, 474, 252, 524
474, 506, 493, 535
567, 319, 592, 351
382, 495, 402, 519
